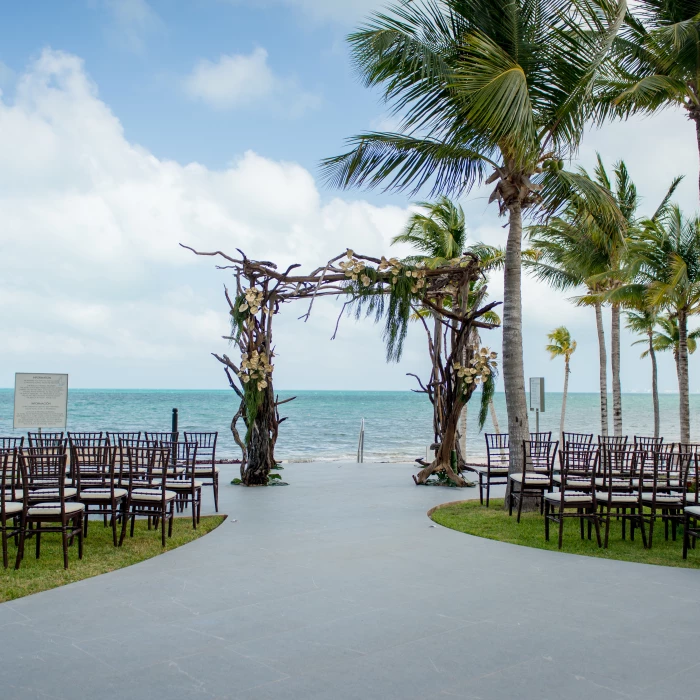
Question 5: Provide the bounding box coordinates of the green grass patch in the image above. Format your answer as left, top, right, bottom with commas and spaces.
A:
431, 499, 700, 569
0, 515, 225, 602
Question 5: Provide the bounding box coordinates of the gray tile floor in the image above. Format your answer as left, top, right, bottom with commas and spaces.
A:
1, 462, 698, 699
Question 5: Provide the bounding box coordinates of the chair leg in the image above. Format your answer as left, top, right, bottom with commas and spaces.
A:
35, 524, 41, 559
14, 519, 26, 570
683, 513, 690, 559
648, 512, 655, 549
78, 515, 84, 559
161, 507, 166, 547
544, 501, 550, 541
592, 509, 602, 548
84, 506, 90, 536
119, 503, 129, 546
516, 485, 524, 523
580, 510, 585, 540
111, 504, 118, 547
558, 511, 565, 549
603, 508, 610, 549
191, 493, 197, 529
213, 476, 219, 513
479, 475, 484, 505
62, 526, 69, 569
1, 528, 8, 569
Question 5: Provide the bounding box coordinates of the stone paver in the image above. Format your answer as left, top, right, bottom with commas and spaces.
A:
1, 462, 698, 699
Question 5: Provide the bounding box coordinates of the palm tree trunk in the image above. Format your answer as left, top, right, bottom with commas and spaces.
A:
594, 302, 609, 437
503, 202, 530, 485
459, 402, 467, 462
695, 116, 700, 202
678, 309, 691, 444
648, 329, 660, 439
611, 303, 623, 436
560, 356, 569, 443
489, 399, 501, 433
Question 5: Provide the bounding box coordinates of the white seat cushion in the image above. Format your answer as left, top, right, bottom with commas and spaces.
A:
28, 487, 77, 500
160, 480, 202, 489
80, 488, 127, 500
28, 502, 85, 516
545, 491, 593, 504
686, 506, 700, 518
1, 501, 23, 516
509, 473, 550, 484
150, 467, 185, 475
473, 465, 508, 475
594, 478, 634, 488
686, 495, 700, 505
641, 492, 683, 504
553, 475, 591, 486
130, 489, 176, 502
595, 491, 639, 504
194, 467, 220, 475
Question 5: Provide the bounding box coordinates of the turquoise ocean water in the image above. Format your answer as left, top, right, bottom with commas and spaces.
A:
1, 389, 699, 462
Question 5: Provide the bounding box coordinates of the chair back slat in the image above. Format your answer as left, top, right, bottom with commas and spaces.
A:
598, 435, 628, 447
562, 432, 593, 446
485, 433, 508, 470
523, 438, 558, 473
27, 432, 65, 448
0, 437, 24, 450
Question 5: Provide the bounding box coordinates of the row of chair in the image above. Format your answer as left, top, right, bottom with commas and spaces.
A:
470, 432, 700, 556
0, 431, 221, 569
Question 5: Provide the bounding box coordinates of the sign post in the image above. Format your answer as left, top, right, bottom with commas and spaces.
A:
529, 377, 545, 434
13, 373, 69, 431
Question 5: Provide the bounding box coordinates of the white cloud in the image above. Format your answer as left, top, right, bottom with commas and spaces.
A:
0, 47, 697, 398
103, 0, 163, 53
0, 49, 409, 389
183, 48, 321, 115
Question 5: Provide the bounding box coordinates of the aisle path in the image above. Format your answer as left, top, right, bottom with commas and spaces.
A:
1, 463, 698, 699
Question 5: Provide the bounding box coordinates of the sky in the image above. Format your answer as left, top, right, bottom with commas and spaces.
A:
0, 0, 698, 395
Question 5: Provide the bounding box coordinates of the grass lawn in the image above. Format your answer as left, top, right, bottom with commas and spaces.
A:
0, 515, 225, 602
431, 499, 700, 569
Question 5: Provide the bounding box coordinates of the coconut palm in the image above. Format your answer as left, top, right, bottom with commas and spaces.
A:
527, 207, 611, 437
393, 197, 503, 458
322, 0, 625, 475
626, 307, 662, 437
616, 206, 700, 442
546, 327, 577, 442
529, 159, 682, 436
599, 1, 700, 198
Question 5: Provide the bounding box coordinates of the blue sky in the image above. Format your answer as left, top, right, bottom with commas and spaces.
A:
0, 1, 385, 182
0, 0, 698, 396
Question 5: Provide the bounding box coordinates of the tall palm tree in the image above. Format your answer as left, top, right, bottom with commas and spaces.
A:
546, 327, 577, 442
393, 197, 502, 457
599, 1, 700, 198
529, 159, 681, 436
616, 206, 700, 442
525, 232, 611, 436
322, 0, 625, 475
626, 307, 662, 437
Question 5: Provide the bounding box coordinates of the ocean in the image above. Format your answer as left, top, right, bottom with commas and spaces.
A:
0, 389, 698, 462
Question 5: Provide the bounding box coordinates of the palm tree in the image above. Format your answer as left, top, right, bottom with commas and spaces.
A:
529, 158, 681, 436
546, 327, 577, 442
599, 1, 700, 198
626, 307, 662, 437
527, 204, 611, 437
617, 206, 700, 442
392, 197, 503, 458
322, 0, 625, 476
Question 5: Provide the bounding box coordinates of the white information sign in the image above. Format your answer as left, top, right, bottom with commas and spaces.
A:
13, 373, 69, 429
529, 377, 545, 413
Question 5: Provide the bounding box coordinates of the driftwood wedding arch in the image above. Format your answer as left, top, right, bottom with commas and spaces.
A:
183, 244, 500, 486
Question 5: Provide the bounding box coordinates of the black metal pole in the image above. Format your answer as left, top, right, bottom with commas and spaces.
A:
171, 408, 178, 465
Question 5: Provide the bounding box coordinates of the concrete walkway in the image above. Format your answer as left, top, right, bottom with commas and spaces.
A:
1, 462, 698, 699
